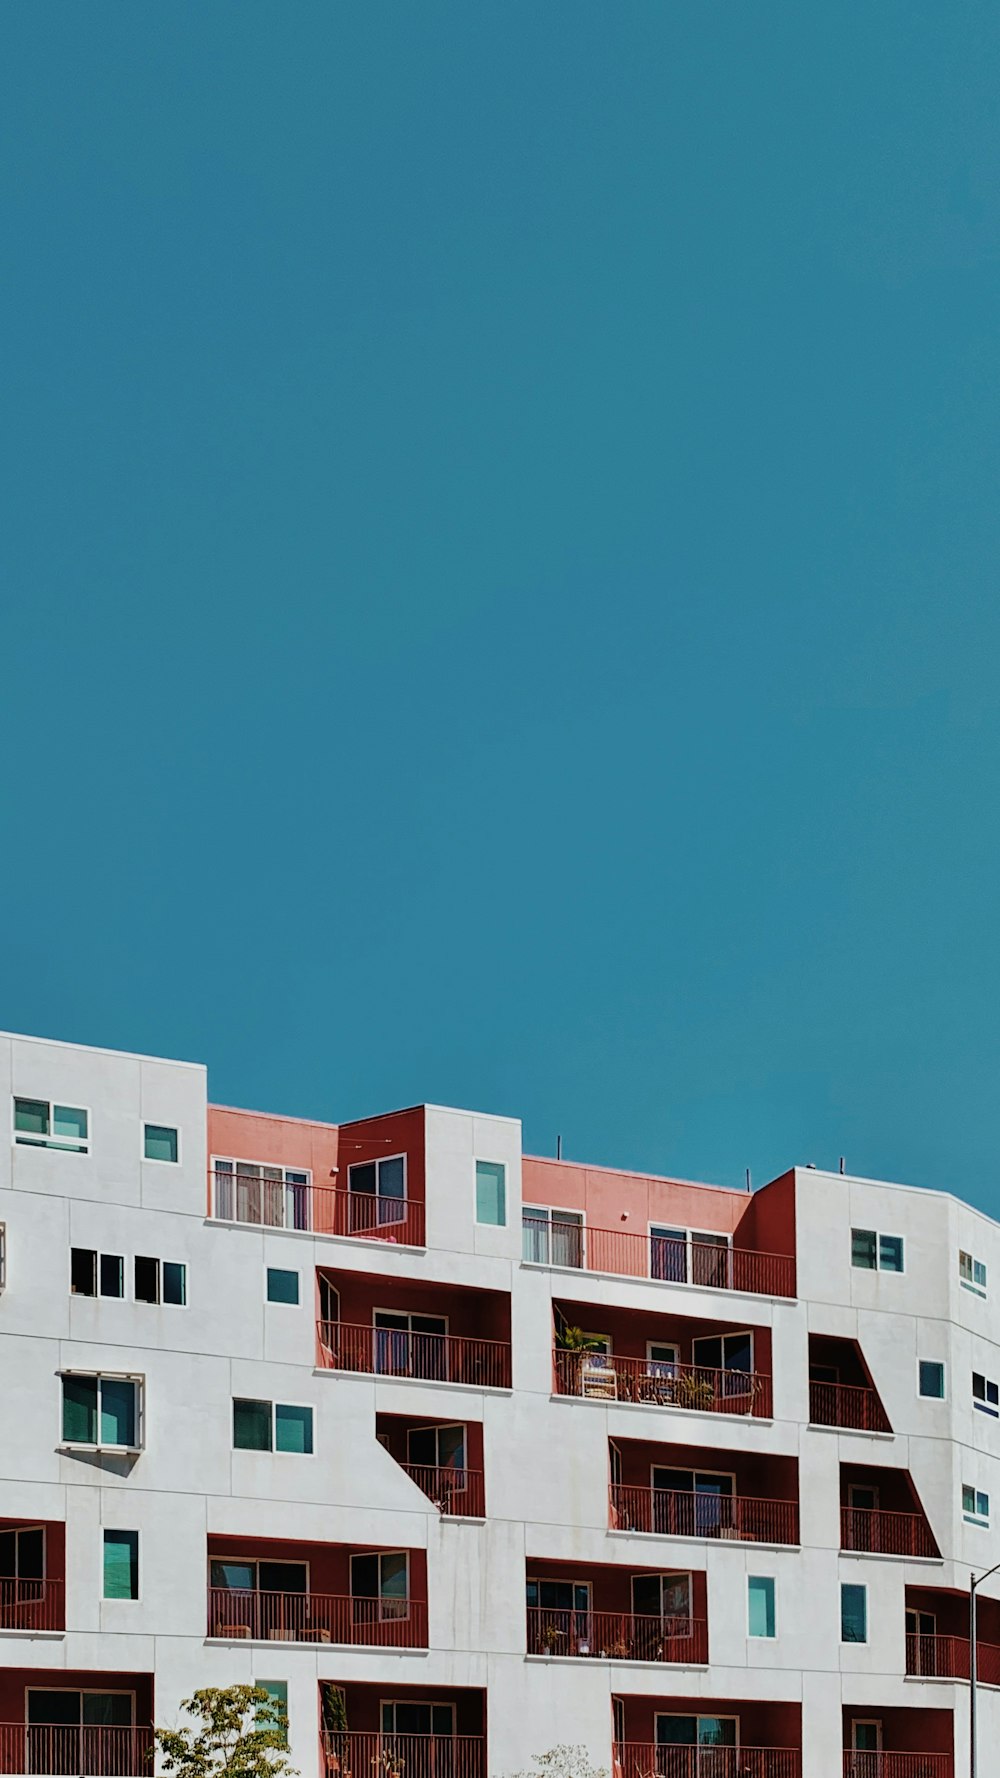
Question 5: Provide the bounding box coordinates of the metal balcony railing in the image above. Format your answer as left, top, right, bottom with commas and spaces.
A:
207, 1586, 427, 1646
209, 1171, 425, 1247
524, 1224, 795, 1298
318, 1321, 511, 1389
840, 1507, 938, 1558
320, 1733, 484, 1778
0, 1724, 153, 1776
841, 1756, 952, 1777
906, 1631, 1000, 1683
809, 1380, 891, 1433
554, 1350, 772, 1417
401, 1463, 486, 1518
0, 1576, 64, 1632
527, 1607, 708, 1663
614, 1744, 801, 1778
610, 1483, 798, 1545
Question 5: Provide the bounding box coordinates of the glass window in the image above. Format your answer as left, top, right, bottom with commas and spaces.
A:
103, 1531, 138, 1600
100, 1254, 124, 1298
918, 1361, 945, 1399
974, 1374, 999, 1417
100, 1378, 137, 1447
255, 1682, 288, 1746
475, 1160, 506, 1226
61, 1375, 138, 1448
71, 1250, 96, 1296
841, 1583, 867, 1643
963, 1485, 990, 1525
62, 1375, 98, 1445
15, 1098, 88, 1153
134, 1257, 159, 1303
747, 1576, 775, 1639
275, 1403, 313, 1454
144, 1124, 178, 1163
879, 1234, 904, 1272
851, 1229, 877, 1269
163, 1262, 186, 1306
960, 1250, 988, 1295
233, 1398, 272, 1451
267, 1268, 299, 1305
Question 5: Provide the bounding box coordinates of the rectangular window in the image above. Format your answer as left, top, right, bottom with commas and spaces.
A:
71, 1250, 125, 1298
233, 1398, 272, 1451
747, 1576, 775, 1639
267, 1268, 300, 1305
852, 1228, 903, 1272
879, 1234, 904, 1272
163, 1261, 186, 1305
841, 1583, 867, 1644
144, 1124, 178, 1163
918, 1361, 945, 1399
522, 1205, 583, 1266
61, 1375, 141, 1449
347, 1156, 406, 1231
212, 1159, 313, 1231
134, 1257, 158, 1303
973, 1373, 1000, 1418
475, 1160, 506, 1226
14, 1097, 89, 1153
103, 1530, 139, 1600
275, 1402, 313, 1454
963, 1485, 990, 1526
134, 1256, 186, 1305
960, 1250, 988, 1297
100, 1254, 124, 1298
233, 1399, 313, 1454
255, 1682, 288, 1746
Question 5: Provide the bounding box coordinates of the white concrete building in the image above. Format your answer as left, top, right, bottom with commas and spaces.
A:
0, 1026, 997, 1778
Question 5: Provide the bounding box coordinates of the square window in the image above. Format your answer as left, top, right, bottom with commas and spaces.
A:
53, 1105, 88, 1143
275, 1402, 313, 1454
103, 1530, 139, 1600
747, 1576, 775, 1639
14, 1098, 48, 1137
918, 1361, 945, 1399
267, 1268, 299, 1305
841, 1583, 867, 1643
62, 1375, 139, 1449
256, 1682, 288, 1746
144, 1124, 178, 1163
851, 1229, 877, 1270
233, 1398, 272, 1451
475, 1160, 506, 1227
879, 1234, 904, 1272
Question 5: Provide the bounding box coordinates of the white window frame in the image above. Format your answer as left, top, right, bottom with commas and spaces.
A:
265, 1266, 301, 1306
405, 1421, 468, 1487
646, 1340, 680, 1377
142, 1122, 181, 1165
691, 1330, 755, 1373
380, 1701, 456, 1737
70, 1248, 125, 1299
13, 1096, 90, 1155
474, 1158, 507, 1228
960, 1249, 988, 1298
648, 1226, 733, 1288
27, 1688, 136, 1725
102, 1527, 141, 1603
59, 1372, 144, 1453
851, 1721, 882, 1753
209, 1553, 311, 1592
851, 1227, 905, 1273
963, 1484, 990, 1527
746, 1574, 776, 1639
133, 1255, 187, 1308
210, 1156, 313, 1229
654, 1715, 739, 1753
522, 1204, 585, 1267
349, 1550, 411, 1620
347, 1154, 408, 1221
650, 1462, 736, 1494
973, 1371, 999, 1418
0, 1524, 47, 1578
917, 1358, 946, 1400
840, 1581, 868, 1644
232, 1397, 316, 1457
630, 1570, 692, 1621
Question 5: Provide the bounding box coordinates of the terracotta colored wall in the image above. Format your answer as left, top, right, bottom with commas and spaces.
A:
207, 1537, 427, 1606
841, 1707, 952, 1755
336, 1686, 484, 1737
0, 1672, 153, 1724
320, 1272, 511, 1344
612, 1440, 797, 1501
735, 1170, 797, 1265
207, 1106, 342, 1214
522, 1159, 747, 1238
620, 1696, 800, 1746
338, 1108, 426, 1207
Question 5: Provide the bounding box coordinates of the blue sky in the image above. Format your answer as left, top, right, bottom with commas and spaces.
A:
2, 5, 999, 1203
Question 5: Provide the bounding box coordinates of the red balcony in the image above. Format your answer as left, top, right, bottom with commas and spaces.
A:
611, 1483, 798, 1545
0, 1724, 153, 1776
0, 1523, 65, 1634
0, 1671, 154, 1778
811, 1380, 891, 1432
842, 1508, 938, 1559
840, 1705, 952, 1776
207, 1536, 427, 1646
616, 1746, 800, 1778
554, 1350, 771, 1417
0, 1578, 64, 1634
321, 1733, 484, 1778
208, 1586, 427, 1646
842, 1758, 952, 1777
376, 1415, 487, 1518
319, 1321, 511, 1389
208, 1170, 425, 1247
525, 1219, 795, 1298
528, 1607, 707, 1663
319, 1681, 485, 1778
401, 1464, 486, 1518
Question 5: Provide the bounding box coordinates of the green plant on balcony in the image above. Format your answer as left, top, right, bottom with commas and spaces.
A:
369, 1752, 404, 1778
675, 1372, 716, 1410
556, 1326, 605, 1352
321, 1685, 349, 1778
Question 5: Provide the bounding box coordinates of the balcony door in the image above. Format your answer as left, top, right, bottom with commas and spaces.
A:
655, 1715, 736, 1777
349, 1157, 406, 1231
632, 1573, 692, 1658
652, 1467, 734, 1537
526, 1577, 591, 1654
374, 1312, 448, 1380
691, 1331, 754, 1401
27, 1690, 134, 1776
523, 1207, 583, 1267
848, 1720, 882, 1778
209, 1558, 307, 1639
351, 1551, 410, 1627
380, 1702, 457, 1778
0, 1525, 45, 1621
905, 1607, 937, 1675
407, 1424, 467, 1503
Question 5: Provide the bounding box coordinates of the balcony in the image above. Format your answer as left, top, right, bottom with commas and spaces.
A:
842, 1759, 952, 1777
0, 1724, 154, 1776
842, 1507, 938, 1559
616, 1747, 800, 1778
810, 1380, 890, 1432
611, 1483, 797, 1545
906, 1632, 1000, 1684
523, 1217, 795, 1299
208, 1586, 427, 1646
401, 1463, 485, 1518
527, 1606, 707, 1663
554, 1350, 771, 1418
209, 1169, 425, 1247
319, 1321, 512, 1389
376, 1414, 486, 1518
0, 1578, 64, 1634
321, 1734, 484, 1778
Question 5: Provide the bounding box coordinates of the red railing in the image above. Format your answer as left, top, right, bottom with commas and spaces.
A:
809, 1380, 891, 1432
527, 1224, 796, 1297
318, 1321, 512, 1389
207, 1587, 427, 1646
554, 1350, 772, 1417
402, 1463, 486, 1518
528, 1607, 707, 1663
0, 1724, 153, 1775
209, 1170, 425, 1247
610, 1483, 798, 1545
906, 1632, 1000, 1684
320, 1733, 484, 1778
840, 1507, 938, 1558
842, 1757, 952, 1777
615, 1744, 800, 1778
0, 1576, 64, 1631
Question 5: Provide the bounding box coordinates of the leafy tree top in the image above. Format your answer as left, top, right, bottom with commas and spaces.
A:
156, 1686, 296, 1778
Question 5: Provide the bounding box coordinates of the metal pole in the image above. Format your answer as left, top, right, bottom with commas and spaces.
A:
971, 1571, 978, 1778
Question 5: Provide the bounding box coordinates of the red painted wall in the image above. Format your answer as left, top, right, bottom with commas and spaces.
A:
339, 1109, 426, 1209
319, 1271, 511, 1344
618, 1696, 800, 1747
334, 1686, 484, 1737
611, 1440, 797, 1501
207, 1106, 341, 1216
840, 1706, 952, 1755
522, 1159, 747, 1238
207, 1537, 427, 1607
376, 1417, 485, 1481
525, 1558, 707, 1622
0, 1671, 153, 1725
556, 1299, 770, 1375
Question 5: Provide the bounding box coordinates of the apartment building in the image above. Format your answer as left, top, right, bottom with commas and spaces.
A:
0, 1027, 998, 1778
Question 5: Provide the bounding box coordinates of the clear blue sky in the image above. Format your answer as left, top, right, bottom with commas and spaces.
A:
3, 5, 999, 1203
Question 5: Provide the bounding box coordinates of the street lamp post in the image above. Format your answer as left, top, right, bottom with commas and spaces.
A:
970, 1560, 1000, 1776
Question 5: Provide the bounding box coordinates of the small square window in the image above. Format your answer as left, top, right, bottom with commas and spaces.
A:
144, 1124, 178, 1163
475, 1160, 506, 1227
103, 1529, 139, 1600
275, 1402, 313, 1454
851, 1229, 877, 1270
841, 1583, 867, 1643
879, 1234, 904, 1273
918, 1361, 945, 1399
267, 1268, 300, 1305
747, 1576, 775, 1639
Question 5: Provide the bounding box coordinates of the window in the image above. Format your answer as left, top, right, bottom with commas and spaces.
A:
212, 1159, 312, 1231
374, 1311, 448, 1379
651, 1228, 731, 1288
143, 1124, 178, 1163
655, 1718, 736, 1752
0, 1526, 44, 1586
960, 1250, 988, 1297
963, 1485, 990, 1526
61, 1375, 141, 1450
103, 1531, 138, 1600
918, 1361, 945, 1399
381, 1703, 454, 1737
134, 1256, 186, 1305
475, 1160, 506, 1226
348, 1156, 406, 1230
70, 1250, 124, 1298
691, 1331, 754, 1394
747, 1576, 775, 1639
841, 1583, 867, 1643
974, 1373, 999, 1418
14, 1098, 88, 1153
851, 1228, 904, 1272
522, 1205, 583, 1266
232, 1399, 313, 1454
255, 1682, 288, 1746
0, 1224, 6, 1290
26, 1692, 134, 1741
267, 1268, 300, 1305
350, 1551, 410, 1620
407, 1422, 466, 1473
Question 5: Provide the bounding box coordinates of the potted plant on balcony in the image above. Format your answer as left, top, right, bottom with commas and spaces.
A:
321, 1685, 350, 1778
675, 1372, 715, 1411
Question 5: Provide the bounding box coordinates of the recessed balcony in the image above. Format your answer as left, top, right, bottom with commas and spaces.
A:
841, 1705, 952, 1776
609, 1439, 799, 1545
905, 1585, 1000, 1684
552, 1302, 772, 1418
0, 1672, 153, 1776
523, 1213, 795, 1298
0, 1522, 65, 1634
526, 1561, 708, 1665
206, 1537, 427, 1647
319, 1683, 485, 1778
376, 1416, 486, 1519
809, 1336, 891, 1433
840, 1466, 939, 1559
317, 1271, 512, 1389
613, 1695, 801, 1778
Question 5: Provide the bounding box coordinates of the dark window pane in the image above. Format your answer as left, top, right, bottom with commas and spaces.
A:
134, 1257, 159, 1303
163, 1262, 186, 1305
100, 1254, 124, 1298
349, 1163, 377, 1195
267, 1268, 299, 1305
233, 1398, 272, 1450
71, 1250, 96, 1296
62, 1375, 98, 1443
